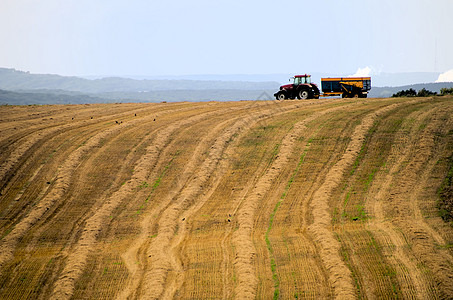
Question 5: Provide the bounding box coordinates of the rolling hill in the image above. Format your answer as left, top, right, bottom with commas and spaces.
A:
1, 96, 452, 298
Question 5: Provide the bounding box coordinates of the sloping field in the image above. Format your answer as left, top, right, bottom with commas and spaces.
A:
1, 97, 453, 299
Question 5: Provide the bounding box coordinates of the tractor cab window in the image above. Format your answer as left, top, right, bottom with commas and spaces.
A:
294, 76, 311, 85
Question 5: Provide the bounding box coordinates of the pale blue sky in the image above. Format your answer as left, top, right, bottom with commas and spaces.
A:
1, 0, 452, 77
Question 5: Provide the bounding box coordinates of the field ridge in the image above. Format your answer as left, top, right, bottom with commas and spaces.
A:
0, 97, 452, 299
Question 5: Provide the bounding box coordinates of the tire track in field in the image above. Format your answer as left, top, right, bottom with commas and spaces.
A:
0, 113, 98, 183
0, 125, 65, 185
122, 101, 294, 299
367, 101, 453, 298
49, 102, 273, 300
231, 101, 353, 299
0, 103, 204, 218
289, 110, 372, 298
221, 179, 258, 299
0, 105, 147, 186
404, 103, 453, 247
0, 123, 117, 275
263, 113, 347, 299
132, 101, 314, 299
48, 103, 237, 299
161, 120, 242, 299
0, 106, 177, 279
0, 118, 134, 237
215, 101, 335, 299
0, 123, 106, 226
356, 104, 437, 298
0, 104, 169, 220
0, 103, 176, 187
307, 101, 413, 299
408, 155, 453, 298
116, 102, 276, 299
162, 101, 303, 298
219, 138, 278, 300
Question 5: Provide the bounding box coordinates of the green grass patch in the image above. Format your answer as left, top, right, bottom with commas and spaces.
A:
436, 243, 453, 249
134, 152, 180, 217
335, 232, 364, 299
265, 135, 313, 298
0, 227, 13, 240
265, 200, 282, 297
364, 168, 378, 190
366, 231, 402, 297
144, 154, 178, 202
437, 155, 453, 223
138, 181, 149, 188
350, 122, 378, 175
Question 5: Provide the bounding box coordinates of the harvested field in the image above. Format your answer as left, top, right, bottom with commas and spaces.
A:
1, 97, 453, 299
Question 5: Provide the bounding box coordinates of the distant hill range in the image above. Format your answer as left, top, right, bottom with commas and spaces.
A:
0, 68, 278, 93
0, 89, 107, 105
1, 68, 452, 105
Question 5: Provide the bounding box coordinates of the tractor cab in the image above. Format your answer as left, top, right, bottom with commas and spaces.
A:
292, 74, 312, 85
275, 74, 319, 100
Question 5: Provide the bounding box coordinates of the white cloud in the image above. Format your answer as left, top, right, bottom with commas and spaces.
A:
436, 69, 453, 82
349, 66, 372, 77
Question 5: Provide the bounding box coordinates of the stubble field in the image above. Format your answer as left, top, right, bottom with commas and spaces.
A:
1, 96, 453, 299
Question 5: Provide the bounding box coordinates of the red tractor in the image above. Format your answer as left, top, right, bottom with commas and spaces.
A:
274, 74, 320, 100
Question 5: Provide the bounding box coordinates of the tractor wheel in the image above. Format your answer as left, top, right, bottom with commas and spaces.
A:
276, 92, 286, 100
353, 93, 359, 98
298, 90, 309, 100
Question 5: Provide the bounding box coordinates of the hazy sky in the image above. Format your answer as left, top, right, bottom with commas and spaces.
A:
1, 0, 452, 77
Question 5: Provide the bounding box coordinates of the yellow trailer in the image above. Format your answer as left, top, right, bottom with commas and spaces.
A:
321, 77, 371, 98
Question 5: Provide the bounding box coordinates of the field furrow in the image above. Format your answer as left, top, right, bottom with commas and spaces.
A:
133, 101, 303, 299
233, 101, 366, 299
263, 104, 382, 299
0, 97, 452, 299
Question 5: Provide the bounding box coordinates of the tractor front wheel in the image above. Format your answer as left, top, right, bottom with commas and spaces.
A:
276, 92, 286, 100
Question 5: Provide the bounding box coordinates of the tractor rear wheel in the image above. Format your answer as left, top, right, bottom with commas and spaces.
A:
298, 90, 309, 100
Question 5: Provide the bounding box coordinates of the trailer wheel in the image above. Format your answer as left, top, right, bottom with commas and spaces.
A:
298, 90, 309, 100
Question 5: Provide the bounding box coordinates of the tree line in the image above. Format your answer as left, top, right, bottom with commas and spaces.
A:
392, 87, 453, 98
